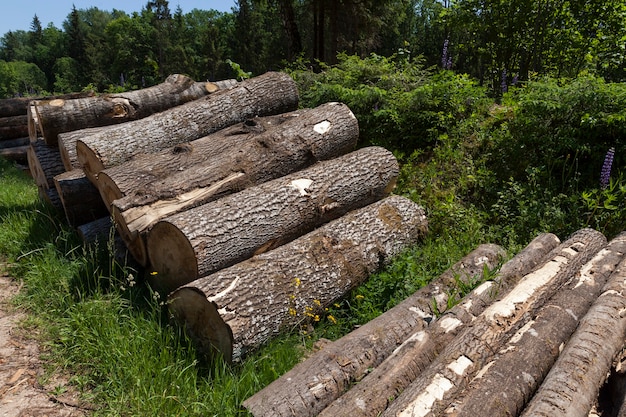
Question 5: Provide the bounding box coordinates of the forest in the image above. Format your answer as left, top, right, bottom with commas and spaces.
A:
1, 0, 625, 97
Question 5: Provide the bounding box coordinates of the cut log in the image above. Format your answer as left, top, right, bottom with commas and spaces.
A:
167, 195, 428, 363
26, 139, 66, 189
38, 186, 63, 211
243, 233, 558, 417
0, 145, 29, 164
76, 71, 299, 183
313, 233, 561, 417
0, 137, 29, 149
0, 92, 95, 118
445, 232, 626, 417
379, 228, 606, 417
54, 169, 109, 227
98, 102, 358, 211
58, 126, 109, 171
76, 217, 141, 269
520, 232, 626, 417
146, 146, 399, 292
27, 103, 38, 141
0, 114, 29, 140
33, 74, 223, 146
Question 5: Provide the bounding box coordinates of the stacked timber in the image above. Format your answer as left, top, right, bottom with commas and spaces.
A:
242, 228, 626, 417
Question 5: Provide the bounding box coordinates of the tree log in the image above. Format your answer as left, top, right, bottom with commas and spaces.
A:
146, 146, 398, 293
33, 74, 222, 146
38, 186, 63, 211
313, 233, 561, 417
58, 126, 109, 170
445, 232, 626, 417
0, 114, 29, 141
520, 232, 626, 417
0, 92, 95, 118
0, 137, 29, 149
53, 169, 109, 227
27, 139, 66, 189
379, 228, 606, 417
0, 145, 29, 164
76, 71, 299, 183
76, 217, 141, 269
98, 102, 358, 211
167, 195, 428, 363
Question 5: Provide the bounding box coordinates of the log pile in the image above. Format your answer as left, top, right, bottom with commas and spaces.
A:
7, 70, 626, 416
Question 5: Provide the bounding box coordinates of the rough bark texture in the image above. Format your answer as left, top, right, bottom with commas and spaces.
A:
99, 102, 358, 210
520, 232, 626, 417
167, 195, 428, 363
380, 228, 606, 417
58, 126, 109, 170
27, 139, 66, 189
53, 169, 109, 227
242, 243, 513, 417
0, 145, 29, 164
38, 186, 63, 211
147, 146, 398, 293
0, 92, 95, 118
76, 72, 299, 183
0, 137, 29, 149
314, 233, 561, 417
76, 216, 114, 244
446, 233, 626, 417
76, 217, 140, 269
34, 74, 218, 146
0, 115, 29, 140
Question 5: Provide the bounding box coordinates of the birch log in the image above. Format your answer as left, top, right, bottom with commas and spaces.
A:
313, 233, 561, 417
146, 146, 398, 293
98, 102, 358, 210
167, 195, 428, 363
520, 232, 626, 417
76, 72, 299, 183
380, 228, 606, 417
33, 74, 228, 145
445, 232, 626, 417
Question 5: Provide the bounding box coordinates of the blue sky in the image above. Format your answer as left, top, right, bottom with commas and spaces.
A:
0, 1, 237, 35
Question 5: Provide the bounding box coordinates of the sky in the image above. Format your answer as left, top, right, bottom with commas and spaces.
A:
0, 0, 237, 36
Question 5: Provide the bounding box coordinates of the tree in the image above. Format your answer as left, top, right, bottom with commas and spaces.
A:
64, 6, 88, 86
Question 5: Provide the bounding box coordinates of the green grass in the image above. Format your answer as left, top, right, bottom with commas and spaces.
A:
0, 153, 509, 415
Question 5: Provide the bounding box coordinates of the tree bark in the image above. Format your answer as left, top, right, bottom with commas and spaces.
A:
0, 145, 29, 164
167, 195, 428, 363
76, 72, 299, 184
76, 216, 140, 269
0, 137, 29, 149
98, 102, 358, 211
313, 233, 561, 417
0, 114, 29, 140
27, 139, 66, 189
57, 125, 109, 171
0, 91, 95, 118
380, 228, 606, 417
38, 186, 63, 211
146, 146, 398, 293
33, 74, 224, 146
520, 232, 626, 417
53, 169, 109, 227
445, 232, 626, 417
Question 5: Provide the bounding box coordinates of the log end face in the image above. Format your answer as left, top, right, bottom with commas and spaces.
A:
146, 221, 199, 294
168, 287, 234, 363
76, 140, 105, 185
97, 171, 124, 210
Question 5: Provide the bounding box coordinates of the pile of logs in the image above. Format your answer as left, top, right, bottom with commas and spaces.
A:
5, 70, 626, 416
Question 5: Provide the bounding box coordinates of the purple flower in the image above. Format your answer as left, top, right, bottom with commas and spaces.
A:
501, 69, 508, 93
442, 39, 452, 70
600, 147, 615, 189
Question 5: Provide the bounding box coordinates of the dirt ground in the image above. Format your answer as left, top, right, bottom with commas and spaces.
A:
0, 265, 92, 417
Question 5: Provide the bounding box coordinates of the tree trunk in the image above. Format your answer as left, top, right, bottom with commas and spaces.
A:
146, 146, 398, 293
53, 169, 109, 227
380, 228, 606, 417
167, 195, 428, 363
58, 125, 109, 170
0, 114, 29, 140
98, 102, 357, 211
313, 233, 561, 417
0, 145, 29, 164
445, 233, 626, 417
0, 91, 95, 118
0, 137, 29, 149
76, 72, 299, 183
33, 74, 224, 146
27, 139, 66, 189
38, 186, 63, 211
76, 217, 141, 269
520, 232, 626, 417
